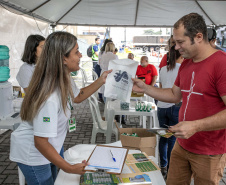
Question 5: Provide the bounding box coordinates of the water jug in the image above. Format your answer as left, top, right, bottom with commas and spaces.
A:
0, 45, 10, 82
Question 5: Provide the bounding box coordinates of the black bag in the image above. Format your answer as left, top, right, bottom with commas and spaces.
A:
87, 45, 93, 57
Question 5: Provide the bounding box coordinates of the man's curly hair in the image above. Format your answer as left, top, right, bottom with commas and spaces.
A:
174, 13, 208, 44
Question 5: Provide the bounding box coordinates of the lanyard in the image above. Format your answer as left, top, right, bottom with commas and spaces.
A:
68, 96, 74, 111
68, 96, 76, 132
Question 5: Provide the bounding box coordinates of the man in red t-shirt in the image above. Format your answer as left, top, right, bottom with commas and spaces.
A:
132, 13, 226, 185
136, 56, 158, 86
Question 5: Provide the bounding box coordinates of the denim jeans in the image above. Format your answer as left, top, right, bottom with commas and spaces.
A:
59, 146, 64, 159
94, 63, 101, 78
17, 146, 64, 185
17, 162, 57, 185
157, 105, 180, 168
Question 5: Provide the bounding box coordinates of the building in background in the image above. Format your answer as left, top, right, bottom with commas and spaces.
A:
55, 25, 106, 55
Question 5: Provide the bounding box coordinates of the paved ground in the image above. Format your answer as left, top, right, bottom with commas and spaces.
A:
0, 98, 142, 184
0, 99, 226, 184
1, 61, 226, 184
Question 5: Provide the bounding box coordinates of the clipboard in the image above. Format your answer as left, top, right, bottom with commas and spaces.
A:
84, 145, 129, 175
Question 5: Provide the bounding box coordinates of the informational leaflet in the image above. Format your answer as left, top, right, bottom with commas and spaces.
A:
125, 153, 160, 173
80, 172, 152, 185
104, 59, 138, 103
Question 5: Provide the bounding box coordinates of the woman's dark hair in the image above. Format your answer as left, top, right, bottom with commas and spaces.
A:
21, 34, 45, 64
167, 45, 181, 71
100, 39, 113, 54
207, 28, 216, 41
21, 31, 76, 121
167, 35, 173, 48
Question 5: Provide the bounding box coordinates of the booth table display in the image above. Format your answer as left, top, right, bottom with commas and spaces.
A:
54, 141, 165, 185
106, 100, 158, 143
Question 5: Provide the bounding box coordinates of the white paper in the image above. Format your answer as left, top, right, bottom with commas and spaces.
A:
104, 59, 138, 103
148, 127, 168, 131
84, 146, 127, 173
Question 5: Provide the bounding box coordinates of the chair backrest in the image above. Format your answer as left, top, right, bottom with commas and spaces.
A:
80, 68, 98, 87
80, 67, 88, 87
92, 70, 98, 80
92, 70, 99, 98
88, 95, 105, 130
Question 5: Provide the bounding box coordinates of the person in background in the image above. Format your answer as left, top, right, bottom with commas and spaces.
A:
92, 37, 101, 76
128, 53, 134, 60
132, 13, 226, 185
10, 31, 112, 185
16, 35, 65, 159
136, 56, 158, 86
99, 39, 113, 62
157, 45, 183, 180
99, 42, 118, 72
16, 35, 45, 93
114, 48, 118, 55
159, 35, 175, 70
98, 39, 113, 102
207, 28, 225, 51
99, 42, 118, 102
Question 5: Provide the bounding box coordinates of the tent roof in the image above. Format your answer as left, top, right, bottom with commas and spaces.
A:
1, 0, 226, 27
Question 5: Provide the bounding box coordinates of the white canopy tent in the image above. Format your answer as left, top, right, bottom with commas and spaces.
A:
0, 6, 49, 86
1, 0, 226, 85
0, 0, 226, 27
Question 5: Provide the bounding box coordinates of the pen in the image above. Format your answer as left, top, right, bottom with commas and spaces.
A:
110, 150, 116, 162
164, 124, 170, 128
163, 124, 175, 134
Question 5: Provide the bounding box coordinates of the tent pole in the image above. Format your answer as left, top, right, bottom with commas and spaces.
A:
56, 0, 82, 24
30, 0, 50, 13
134, 0, 140, 26
124, 27, 126, 46
195, 0, 216, 25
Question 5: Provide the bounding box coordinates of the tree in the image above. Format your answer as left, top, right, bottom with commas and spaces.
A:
143, 29, 162, 35
143, 29, 155, 35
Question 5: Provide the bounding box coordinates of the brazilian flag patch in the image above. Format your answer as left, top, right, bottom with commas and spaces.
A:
43, 117, 50, 122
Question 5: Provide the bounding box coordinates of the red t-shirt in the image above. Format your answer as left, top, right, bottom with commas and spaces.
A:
136, 64, 158, 85
174, 51, 226, 155
159, 53, 167, 69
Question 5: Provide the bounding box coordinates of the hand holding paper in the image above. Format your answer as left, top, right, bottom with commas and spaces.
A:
132, 78, 146, 93
69, 162, 88, 175
100, 69, 113, 84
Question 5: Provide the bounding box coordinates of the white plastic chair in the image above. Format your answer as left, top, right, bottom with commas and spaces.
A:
92, 70, 98, 81
80, 67, 98, 88
80, 68, 99, 98
88, 95, 119, 144
18, 167, 25, 185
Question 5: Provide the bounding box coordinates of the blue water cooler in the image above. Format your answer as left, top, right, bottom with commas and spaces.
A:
0, 45, 10, 81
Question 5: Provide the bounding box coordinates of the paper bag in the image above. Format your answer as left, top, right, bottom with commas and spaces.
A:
104, 59, 138, 103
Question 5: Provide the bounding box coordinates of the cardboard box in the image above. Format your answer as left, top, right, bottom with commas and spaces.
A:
117, 126, 156, 156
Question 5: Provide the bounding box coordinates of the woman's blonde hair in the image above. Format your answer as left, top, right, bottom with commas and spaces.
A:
20, 31, 76, 122
105, 42, 115, 53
